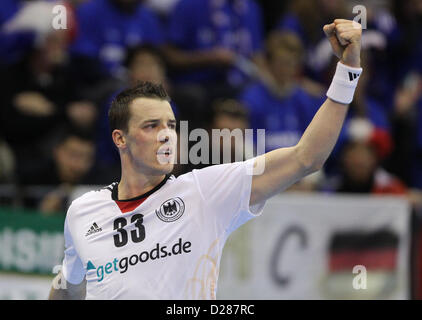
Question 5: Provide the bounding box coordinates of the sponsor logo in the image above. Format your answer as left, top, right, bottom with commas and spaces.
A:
348, 72, 360, 81
156, 198, 185, 222
85, 222, 102, 237
88, 238, 192, 282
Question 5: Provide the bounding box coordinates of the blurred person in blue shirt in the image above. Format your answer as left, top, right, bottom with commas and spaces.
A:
275, 0, 401, 111
70, 0, 164, 79
164, 0, 264, 92
239, 31, 322, 153
0, 0, 78, 67
240, 31, 392, 180
276, 0, 348, 83
0, 0, 34, 66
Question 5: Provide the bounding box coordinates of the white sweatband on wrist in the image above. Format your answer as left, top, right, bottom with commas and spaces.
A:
326, 62, 363, 105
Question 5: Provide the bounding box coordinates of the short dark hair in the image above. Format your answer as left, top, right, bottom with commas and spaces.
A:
108, 81, 171, 133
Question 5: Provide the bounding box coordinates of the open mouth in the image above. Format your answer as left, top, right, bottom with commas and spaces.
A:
156, 147, 174, 165
157, 148, 172, 156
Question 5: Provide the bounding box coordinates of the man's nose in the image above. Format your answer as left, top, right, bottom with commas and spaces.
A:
158, 127, 173, 143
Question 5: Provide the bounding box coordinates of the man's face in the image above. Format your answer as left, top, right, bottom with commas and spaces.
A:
123, 98, 177, 175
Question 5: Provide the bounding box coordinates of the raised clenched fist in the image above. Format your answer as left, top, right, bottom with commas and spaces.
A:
323, 19, 362, 68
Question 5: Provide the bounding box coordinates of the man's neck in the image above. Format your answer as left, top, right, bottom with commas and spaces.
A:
118, 168, 166, 200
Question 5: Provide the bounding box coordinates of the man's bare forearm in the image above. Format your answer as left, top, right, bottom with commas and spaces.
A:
295, 18, 363, 171
295, 98, 349, 171
250, 98, 349, 205
250, 19, 362, 206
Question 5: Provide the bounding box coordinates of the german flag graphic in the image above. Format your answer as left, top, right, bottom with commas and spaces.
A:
321, 229, 399, 299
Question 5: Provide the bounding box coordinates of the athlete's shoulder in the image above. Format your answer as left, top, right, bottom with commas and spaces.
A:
67, 183, 117, 216
166, 171, 202, 190
169, 162, 247, 188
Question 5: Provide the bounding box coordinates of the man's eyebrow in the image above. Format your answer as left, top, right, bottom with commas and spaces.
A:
141, 119, 160, 124
141, 119, 177, 124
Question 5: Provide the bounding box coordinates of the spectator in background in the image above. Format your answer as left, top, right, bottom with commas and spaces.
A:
386, 72, 422, 190
211, 99, 249, 132
164, 0, 265, 102
70, 0, 164, 81
239, 31, 322, 152
125, 44, 168, 88
0, 23, 98, 182
21, 129, 96, 186
324, 139, 407, 195
0, 0, 56, 67
324, 0, 421, 112
208, 98, 251, 165
0, 0, 82, 67
172, 98, 251, 176
389, 0, 422, 82
276, 0, 349, 83
352, 0, 398, 109
347, 51, 391, 130
121, 45, 212, 126
20, 128, 104, 214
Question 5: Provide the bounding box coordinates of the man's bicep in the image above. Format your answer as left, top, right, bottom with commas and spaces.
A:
250, 146, 308, 205
192, 161, 263, 232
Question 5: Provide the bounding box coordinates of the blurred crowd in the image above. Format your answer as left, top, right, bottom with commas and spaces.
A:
0, 0, 422, 215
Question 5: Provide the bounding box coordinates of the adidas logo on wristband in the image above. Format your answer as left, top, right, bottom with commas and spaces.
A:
348, 72, 360, 81
326, 62, 363, 105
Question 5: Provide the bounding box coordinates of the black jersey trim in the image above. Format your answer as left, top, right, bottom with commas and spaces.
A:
111, 174, 172, 202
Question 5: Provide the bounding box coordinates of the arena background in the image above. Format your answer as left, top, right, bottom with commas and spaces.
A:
0, 0, 422, 299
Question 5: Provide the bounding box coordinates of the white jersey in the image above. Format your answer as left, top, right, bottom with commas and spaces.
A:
61, 158, 265, 299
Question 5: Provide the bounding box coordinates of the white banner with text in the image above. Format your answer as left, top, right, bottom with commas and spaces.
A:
218, 194, 411, 299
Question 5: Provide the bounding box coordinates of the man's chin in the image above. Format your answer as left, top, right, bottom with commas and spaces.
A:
152, 163, 174, 175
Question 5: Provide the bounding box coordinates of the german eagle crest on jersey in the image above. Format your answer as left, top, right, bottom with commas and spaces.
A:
155, 197, 185, 222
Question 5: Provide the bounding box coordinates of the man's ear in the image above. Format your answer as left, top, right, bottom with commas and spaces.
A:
112, 129, 126, 149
